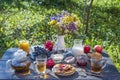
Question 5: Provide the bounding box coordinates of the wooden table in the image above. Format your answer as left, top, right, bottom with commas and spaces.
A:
0, 48, 120, 80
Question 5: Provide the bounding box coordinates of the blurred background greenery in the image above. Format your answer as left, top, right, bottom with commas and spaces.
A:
0, 0, 120, 71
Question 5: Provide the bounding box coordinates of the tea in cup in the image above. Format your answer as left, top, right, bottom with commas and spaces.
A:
90, 58, 107, 73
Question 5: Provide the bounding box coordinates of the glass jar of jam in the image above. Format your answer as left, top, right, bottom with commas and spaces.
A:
76, 54, 88, 67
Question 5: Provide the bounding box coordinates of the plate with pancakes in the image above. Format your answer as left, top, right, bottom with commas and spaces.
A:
52, 64, 75, 76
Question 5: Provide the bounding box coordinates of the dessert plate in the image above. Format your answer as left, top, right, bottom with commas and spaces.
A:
52, 64, 75, 76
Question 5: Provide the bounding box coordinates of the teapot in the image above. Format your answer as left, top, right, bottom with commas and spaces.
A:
6, 49, 31, 75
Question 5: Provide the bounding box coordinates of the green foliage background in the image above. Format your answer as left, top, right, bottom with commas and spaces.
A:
0, 0, 120, 71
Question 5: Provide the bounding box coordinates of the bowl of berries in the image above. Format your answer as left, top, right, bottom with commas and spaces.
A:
30, 45, 53, 61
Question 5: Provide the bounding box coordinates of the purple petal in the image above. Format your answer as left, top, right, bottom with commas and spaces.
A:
51, 16, 57, 20
68, 23, 77, 31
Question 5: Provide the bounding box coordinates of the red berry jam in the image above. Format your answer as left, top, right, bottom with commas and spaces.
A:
76, 55, 87, 67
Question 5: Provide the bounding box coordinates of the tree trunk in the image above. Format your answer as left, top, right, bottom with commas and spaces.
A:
85, 0, 94, 35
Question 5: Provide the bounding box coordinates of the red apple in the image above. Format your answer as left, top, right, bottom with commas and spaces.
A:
84, 45, 91, 54
46, 58, 55, 68
44, 40, 54, 51
94, 45, 103, 53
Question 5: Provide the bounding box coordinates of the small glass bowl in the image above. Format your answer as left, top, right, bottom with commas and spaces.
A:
51, 54, 64, 63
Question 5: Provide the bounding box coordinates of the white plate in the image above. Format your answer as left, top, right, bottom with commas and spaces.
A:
52, 64, 75, 76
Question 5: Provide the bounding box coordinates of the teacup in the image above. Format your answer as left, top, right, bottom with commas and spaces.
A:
90, 57, 107, 74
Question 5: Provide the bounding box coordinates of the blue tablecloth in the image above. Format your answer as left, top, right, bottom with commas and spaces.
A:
0, 48, 120, 80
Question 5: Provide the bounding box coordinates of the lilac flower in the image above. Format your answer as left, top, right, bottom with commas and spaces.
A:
68, 23, 77, 31
49, 11, 81, 35
51, 16, 57, 20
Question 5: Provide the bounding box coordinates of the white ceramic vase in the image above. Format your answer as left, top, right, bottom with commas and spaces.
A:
55, 35, 66, 53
